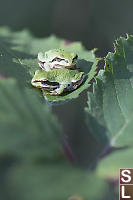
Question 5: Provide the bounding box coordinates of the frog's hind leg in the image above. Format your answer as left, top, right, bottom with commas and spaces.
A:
50, 84, 67, 95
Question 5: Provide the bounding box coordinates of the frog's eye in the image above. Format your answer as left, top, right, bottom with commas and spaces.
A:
38, 60, 45, 64
52, 57, 66, 62
72, 55, 78, 62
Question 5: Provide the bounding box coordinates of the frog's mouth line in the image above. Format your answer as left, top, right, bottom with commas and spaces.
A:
33, 80, 59, 89
38, 60, 77, 70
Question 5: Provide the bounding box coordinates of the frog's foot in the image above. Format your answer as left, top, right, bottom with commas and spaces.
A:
43, 63, 52, 71
38, 61, 51, 71
50, 84, 67, 95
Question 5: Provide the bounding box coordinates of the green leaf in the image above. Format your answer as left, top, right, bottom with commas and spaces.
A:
86, 35, 133, 147
85, 35, 133, 176
6, 162, 111, 200
0, 78, 61, 160
97, 147, 133, 178
0, 27, 98, 104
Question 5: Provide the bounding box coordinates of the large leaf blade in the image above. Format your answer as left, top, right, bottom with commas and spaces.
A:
86, 35, 133, 148
0, 78, 61, 160
85, 35, 133, 176
6, 162, 112, 200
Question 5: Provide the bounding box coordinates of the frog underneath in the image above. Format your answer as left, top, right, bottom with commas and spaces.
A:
31, 68, 85, 95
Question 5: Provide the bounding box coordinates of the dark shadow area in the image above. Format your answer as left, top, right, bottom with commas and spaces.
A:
100, 144, 129, 159
0, 0, 133, 57
78, 59, 93, 74
111, 57, 133, 79
54, 91, 108, 169
0, 156, 17, 200
0, 0, 57, 37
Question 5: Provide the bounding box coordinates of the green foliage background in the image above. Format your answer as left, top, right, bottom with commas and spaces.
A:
0, 27, 118, 200
0, 0, 133, 199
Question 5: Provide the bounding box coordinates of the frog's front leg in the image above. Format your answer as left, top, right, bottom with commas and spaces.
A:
43, 63, 51, 71
51, 84, 67, 95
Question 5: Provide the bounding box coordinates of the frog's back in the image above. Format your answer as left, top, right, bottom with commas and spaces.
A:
35, 68, 83, 83
51, 68, 82, 83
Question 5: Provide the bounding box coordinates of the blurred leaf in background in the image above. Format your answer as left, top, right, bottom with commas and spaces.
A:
0, 77, 61, 160
5, 162, 113, 200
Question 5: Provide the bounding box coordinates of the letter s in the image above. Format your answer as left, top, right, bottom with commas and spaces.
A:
121, 170, 131, 183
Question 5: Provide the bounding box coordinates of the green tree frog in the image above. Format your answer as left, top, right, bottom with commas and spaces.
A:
31, 68, 85, 95
38, 49, 78, 71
